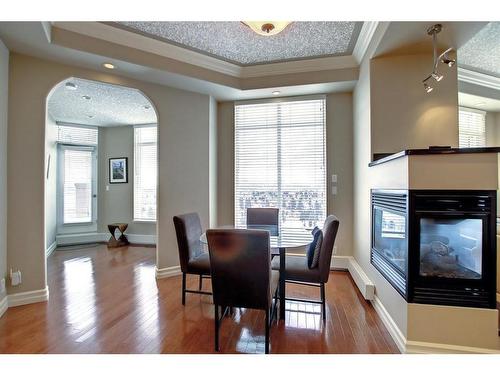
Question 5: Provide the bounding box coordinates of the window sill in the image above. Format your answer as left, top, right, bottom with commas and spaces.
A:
133, 220, 157, 224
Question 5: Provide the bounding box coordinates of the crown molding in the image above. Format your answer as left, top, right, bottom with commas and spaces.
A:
53, 22, 243, 77
458, 67, 500, 91
353, 21, 379, 63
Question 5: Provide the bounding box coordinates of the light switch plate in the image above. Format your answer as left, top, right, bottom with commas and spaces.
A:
331, 174, 338, 183
0, 278, 5, 294
331, 186, 338, 195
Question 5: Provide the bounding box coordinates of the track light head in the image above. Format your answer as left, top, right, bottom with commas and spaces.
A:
424, 83, 434, 93
431, 72, 444, 82
441, 57, 456, 68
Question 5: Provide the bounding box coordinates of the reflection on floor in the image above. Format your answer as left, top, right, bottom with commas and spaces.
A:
0, 244, 399, 354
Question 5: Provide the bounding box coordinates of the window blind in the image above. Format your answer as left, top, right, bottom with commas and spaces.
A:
134, 126, 157, 221
234, 98, 326, 231
63, 148, 93, 224
459, 108, 486, 148
57, 124, 98, 145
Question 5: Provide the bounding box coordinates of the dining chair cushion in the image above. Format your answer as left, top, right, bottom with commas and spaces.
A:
187, 252, 211, 274
271, 255, 322, 283
306, 227, 323, 269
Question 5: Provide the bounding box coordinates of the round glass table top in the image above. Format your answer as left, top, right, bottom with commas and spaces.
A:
200, 225, 313, 249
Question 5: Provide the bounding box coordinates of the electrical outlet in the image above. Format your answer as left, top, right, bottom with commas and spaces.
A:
0, 278, 5, 294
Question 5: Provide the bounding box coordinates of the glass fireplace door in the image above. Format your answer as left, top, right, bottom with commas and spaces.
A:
418, 215, 485, 280
373, 207, 407, 274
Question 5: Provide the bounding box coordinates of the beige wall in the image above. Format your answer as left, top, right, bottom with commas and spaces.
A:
0, 39, 8, 300
7, 53, 213, 294
209, 97, 218, 227
353, 56, 409, 336
44, 115, 58, 249
485, 111, 500, 147
370, 53, 459, 156
98, 125, 156, 236
216, 93, 354, 256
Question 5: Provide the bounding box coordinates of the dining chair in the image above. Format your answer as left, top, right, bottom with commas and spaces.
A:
271, 215, 339, 321
206, 229, 279, 354
173, 213, 212, 305
246, 207, 279, 236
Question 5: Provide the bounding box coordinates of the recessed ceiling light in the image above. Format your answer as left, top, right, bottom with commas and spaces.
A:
143, 105, 151, 110
102, 62, 115, 69
272, 91, 281, 96
475, 102, 486, 107
65, 82, 77, 90
87, 115, 94, 119
82, 95, 91, 100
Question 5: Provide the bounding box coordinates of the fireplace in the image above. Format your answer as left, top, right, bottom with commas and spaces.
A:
371, 189, 497, 309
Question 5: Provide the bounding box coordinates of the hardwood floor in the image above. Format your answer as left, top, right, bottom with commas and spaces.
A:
0, 244, 399, 354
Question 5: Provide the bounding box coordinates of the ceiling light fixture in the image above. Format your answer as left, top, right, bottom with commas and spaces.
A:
87, 115, 94, 118
143, 105, 151, 110
272, 90, 281, 96
82, 95, 91, 100
242, 21, 291, 36
422, 24, 456, 93
65, 82, 77, 90
102, 62, 115, 69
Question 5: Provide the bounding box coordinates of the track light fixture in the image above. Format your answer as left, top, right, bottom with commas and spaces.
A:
422, 24, 456, 93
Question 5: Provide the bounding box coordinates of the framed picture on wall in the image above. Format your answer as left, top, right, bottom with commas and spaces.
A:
109, 157, 128, 184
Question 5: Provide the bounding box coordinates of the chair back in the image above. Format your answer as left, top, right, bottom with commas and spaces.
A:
206, 229, 272, 310
318, 215, 340, 283
246, 207, 279, 236
173, 213, 204, 273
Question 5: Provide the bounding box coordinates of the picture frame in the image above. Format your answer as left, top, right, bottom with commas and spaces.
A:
109, 157, 128, 184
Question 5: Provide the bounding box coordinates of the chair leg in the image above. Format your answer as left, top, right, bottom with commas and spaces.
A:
199, 275, 203, 290
320, 283, 326, 321
214, 304, 220, 352
182, 273, 186, 305
265, 308, 270, 354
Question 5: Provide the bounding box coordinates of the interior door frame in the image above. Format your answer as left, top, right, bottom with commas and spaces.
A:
56, 144, 98, 235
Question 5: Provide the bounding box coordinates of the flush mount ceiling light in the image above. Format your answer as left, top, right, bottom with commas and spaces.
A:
65, 82, 77, 90
102, 62, 115, 69
82, 95, 91, 100
422, 24, 456, 93
242, 21, 291, 36
272, 90, 281, 96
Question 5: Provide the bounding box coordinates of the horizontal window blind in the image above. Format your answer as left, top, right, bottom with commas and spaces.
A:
57, 124, 98, 145
235, 98, 326, 230
63, 148, 93, 224
459, 108, 486, 148
134, 126, 157, 221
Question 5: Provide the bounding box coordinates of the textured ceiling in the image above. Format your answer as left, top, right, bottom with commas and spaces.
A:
458, 22, 500, 78
48, 78, 157, 126
114, 22, 361, 66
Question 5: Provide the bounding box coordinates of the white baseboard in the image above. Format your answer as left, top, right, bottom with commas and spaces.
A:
56, 232, 156, 247
127, 234, 156, 245
155, 265, 182, 279
371, 295, 406, 353
46, 241, 57, 257
8, 286, 49, 307
56, 232, 107, 246
406, 340, 500, 354
0, 295, 7, 318
331, 255, 375, 300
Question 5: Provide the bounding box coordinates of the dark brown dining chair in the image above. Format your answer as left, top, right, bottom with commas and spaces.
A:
246, 207, 279, 236
271, 215, 339, 321
206, 229, 279, 354
173, 213, 212, 305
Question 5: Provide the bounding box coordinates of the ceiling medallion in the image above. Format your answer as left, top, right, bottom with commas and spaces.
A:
242, 21, 291, 36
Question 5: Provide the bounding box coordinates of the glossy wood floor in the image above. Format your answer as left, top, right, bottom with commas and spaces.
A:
0, 244, 399, 354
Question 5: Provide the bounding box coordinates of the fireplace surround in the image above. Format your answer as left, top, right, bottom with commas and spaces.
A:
371, 189, 497, 309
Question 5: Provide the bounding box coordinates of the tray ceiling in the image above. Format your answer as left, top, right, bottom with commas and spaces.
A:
114, 21, 362, 66
459, 22, 500, 78
48, 77, 157, 126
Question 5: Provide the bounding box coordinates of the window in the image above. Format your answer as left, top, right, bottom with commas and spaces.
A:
234, 98, 326, 230
56, 124, 98, 226
57, 123, 98, 145
134, 126, 157, 221
459, 107, 486, 148
61, 146, 95, 224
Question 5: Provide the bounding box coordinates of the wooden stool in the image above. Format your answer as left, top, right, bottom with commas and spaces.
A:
107, 223, 129, 248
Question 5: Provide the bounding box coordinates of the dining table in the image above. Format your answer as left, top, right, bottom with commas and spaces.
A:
200, 225, 313, 321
